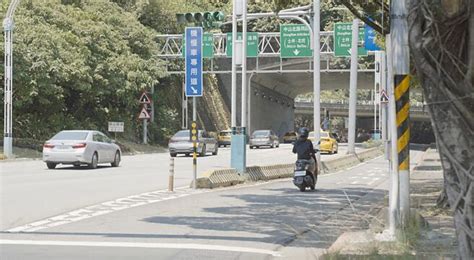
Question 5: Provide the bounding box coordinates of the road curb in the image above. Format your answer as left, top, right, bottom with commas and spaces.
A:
194, 147, 384, 189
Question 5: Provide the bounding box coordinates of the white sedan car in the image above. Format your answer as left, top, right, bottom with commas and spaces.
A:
43, 130, 121, 169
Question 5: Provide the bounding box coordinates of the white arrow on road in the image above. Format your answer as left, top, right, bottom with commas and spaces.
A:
293, 49, 300, 56
191, 87, 198, 94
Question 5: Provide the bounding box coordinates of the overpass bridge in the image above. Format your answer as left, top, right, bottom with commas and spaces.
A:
295, 100, 431, 121
158, 31, 378, 136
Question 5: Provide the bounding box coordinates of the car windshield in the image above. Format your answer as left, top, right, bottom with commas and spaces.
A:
174, 130, 190, 137
253, 131, 269, 137
51, 131, 89, 140
219, 131, 231, 136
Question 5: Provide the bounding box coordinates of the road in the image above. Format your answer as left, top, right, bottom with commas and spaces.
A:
0, 149, 425, 259
0, 143, 364, 231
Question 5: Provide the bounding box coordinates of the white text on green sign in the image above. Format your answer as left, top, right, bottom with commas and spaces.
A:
280, 24, 312, 58
226, 32, 259, 58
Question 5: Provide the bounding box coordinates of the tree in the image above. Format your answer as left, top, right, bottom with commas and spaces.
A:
407, 1, 473, 258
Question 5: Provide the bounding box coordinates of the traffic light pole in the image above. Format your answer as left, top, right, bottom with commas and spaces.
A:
313, 0, 321, 169
347, 19, 359, 154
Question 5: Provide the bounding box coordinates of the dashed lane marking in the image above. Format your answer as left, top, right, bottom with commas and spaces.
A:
0, 240, 281, 257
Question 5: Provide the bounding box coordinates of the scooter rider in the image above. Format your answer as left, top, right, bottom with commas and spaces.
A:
292, 127, 318, 180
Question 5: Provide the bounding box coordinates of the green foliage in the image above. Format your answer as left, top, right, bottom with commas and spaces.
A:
0, 0, 169, 141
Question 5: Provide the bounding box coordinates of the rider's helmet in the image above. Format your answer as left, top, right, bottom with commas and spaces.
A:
298, 127, 309, 139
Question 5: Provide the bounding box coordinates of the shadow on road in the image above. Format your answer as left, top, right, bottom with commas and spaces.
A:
139, 186, 387, 248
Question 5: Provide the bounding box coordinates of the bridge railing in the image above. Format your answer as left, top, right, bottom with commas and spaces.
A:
157, 31, 336, 58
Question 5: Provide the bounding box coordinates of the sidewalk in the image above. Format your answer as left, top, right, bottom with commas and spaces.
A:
411, 148, 457, 258
324, 147, 457, 258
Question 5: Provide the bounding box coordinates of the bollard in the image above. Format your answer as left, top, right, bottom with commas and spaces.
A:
169, 157, 175, 192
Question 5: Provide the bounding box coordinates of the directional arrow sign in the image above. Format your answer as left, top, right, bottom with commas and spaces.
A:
334, 23, 367, 57
280, 24, 312, 58
138, 107, 151, 119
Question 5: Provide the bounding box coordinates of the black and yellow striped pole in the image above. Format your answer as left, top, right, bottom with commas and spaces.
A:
395, 75, 410, 172
395, 74, 410, 226
191, 121, 198, 189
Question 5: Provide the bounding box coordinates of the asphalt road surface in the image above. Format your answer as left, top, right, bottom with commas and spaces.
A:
0, 143, 365, 231
0, 149, 425, 259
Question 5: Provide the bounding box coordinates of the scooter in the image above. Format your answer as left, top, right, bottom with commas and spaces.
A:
293, 159, 317, 192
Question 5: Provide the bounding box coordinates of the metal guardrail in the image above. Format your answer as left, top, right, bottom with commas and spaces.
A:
295, 100, 428, 112
157, 31, 337, 58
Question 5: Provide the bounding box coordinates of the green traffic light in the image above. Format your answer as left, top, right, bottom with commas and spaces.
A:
213, 11, 225, 21
203, 12, 213, 21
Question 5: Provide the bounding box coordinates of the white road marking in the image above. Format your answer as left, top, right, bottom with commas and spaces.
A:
0, 240, 281, 257
351, 181, 359, 185
5, 155, 385, 233
5, 187, 209, 233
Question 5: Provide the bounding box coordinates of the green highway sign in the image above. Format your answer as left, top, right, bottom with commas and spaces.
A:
226, 32, 259, 58
182, 33, 214, 58
334, 23, 367, 57
280, 24, 312, 58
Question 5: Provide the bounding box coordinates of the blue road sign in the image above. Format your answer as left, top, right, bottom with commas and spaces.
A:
364, 24, 381, 51
185, 27, 203, 97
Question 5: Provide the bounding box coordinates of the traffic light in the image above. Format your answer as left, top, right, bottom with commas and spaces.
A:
176, 11, 226, 29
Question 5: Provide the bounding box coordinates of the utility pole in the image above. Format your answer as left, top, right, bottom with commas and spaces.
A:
313, 0, 321, 168
347, 19, 359, 154
391, 0, 410, 227
387, 35, 399, 235
230, 0, 247, 173
3, 0, 20, 158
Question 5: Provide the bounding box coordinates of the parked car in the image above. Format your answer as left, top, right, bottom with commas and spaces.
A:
218, 130, 232, 147
283, 131, 298, 143
168, 129, 218, 157
308, 131, 338, 154
42, 130, 122, 169
249, 130, 279, 149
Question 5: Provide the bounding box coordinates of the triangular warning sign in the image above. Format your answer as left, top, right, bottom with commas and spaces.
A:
138, 107, 151, 119
139, 92, 151, 104
380, 90, 389, 103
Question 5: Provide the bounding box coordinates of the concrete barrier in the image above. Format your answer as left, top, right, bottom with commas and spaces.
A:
194, 147, 384, 189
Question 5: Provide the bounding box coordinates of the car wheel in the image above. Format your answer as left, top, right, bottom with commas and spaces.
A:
200, 145, 206, 157
185, 153, 190, 157
271, 143, 275, 148
73, 163, 81, 168
170, 153, 177, 157
335, 145, 338, 154
250, 146, 254, 149
88, 152, 98, 169
212, 146, 218, 156
111, 151, 121, 167
46, 162, 57, 169
276, 143, 280, 148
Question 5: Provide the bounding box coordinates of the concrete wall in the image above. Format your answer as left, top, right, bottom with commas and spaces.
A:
249, 84, 295, 138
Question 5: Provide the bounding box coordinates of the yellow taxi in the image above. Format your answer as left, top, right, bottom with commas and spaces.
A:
282, 131, 298, 143
218, 130, 232, 147
308, 131, 338, 154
